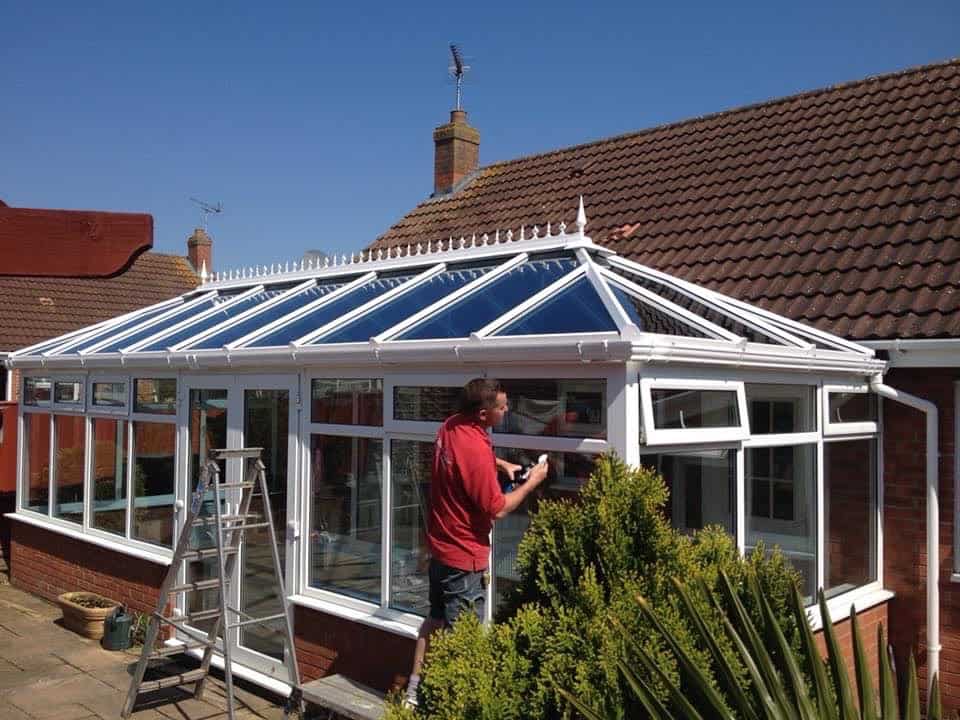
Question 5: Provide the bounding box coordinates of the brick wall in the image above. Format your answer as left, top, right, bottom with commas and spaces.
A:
813, 602, 888, 693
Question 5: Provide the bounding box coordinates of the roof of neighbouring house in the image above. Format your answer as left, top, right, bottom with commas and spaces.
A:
369, 59, 960, 341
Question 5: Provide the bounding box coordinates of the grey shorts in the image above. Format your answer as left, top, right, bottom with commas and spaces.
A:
428, 559, 486, 625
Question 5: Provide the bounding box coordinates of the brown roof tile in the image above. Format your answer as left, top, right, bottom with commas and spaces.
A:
371, 59, 960, 340
0, 252, 199, 351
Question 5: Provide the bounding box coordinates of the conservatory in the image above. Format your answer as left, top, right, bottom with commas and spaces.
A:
5, 207, 888, 689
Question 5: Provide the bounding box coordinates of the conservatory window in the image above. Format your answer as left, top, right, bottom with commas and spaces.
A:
388, 439, 433, 616
53, 379, 84, 408
52, 415, 85, 524
133, 378, 177, 415
131, 421, 176, 547
91, 417, 127, 536
640, 449, 736, 536
392, 386, 460, 423
92, 380, 128, 412
640, 378, 749, 445
824, 385, 878, 435
23, 377, 51, 406
312, 379, 383, 426
824, 438, 878, 598
746, 384, 816, 435
309, 434, 383, 603
495, 379, 606, 439
24, 412, 51, 514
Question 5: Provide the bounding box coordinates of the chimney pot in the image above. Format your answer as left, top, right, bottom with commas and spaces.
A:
433, 109, 480, 195
187, 227, 213, 275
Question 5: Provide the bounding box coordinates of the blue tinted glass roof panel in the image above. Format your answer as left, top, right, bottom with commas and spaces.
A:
311, 265, 494, 344
248, 274, 416, 347
188, 282, 346, 350
611, 285, 710, 338
89, 297, 228, 353
52, 301, 186, 355
397, 256, 578, 340
139, 290, 283, 351
495, 276, 617, 336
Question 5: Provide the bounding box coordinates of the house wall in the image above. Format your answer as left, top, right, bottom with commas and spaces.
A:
881, 367, 959, 709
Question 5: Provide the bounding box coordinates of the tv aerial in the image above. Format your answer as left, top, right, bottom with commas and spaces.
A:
448, 43, 470, 110
190, 197, 223, 230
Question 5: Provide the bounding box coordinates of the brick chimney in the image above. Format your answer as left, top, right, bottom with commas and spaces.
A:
433, 109, 479, 195
187, 227, 213, 275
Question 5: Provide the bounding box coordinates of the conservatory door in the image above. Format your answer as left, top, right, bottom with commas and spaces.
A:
180, 375, 299, 682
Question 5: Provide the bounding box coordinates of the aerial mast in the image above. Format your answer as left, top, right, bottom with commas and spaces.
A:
189, 197, 223, 231
448, 43, 469, 110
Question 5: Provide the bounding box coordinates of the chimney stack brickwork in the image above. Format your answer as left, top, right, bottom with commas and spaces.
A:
433, 109, 480, 195
187, 227, 213, 273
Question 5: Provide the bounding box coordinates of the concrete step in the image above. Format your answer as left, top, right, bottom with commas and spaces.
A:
302, 674, 384, 720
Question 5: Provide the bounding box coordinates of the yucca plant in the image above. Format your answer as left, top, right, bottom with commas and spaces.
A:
559, 570, 942, 720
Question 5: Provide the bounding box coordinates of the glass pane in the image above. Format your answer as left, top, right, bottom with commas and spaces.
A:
92, 418, 127, 536
651, 389, 740, 429
23, 377, 51, 405
61, 302, 184, 354
746, 385, 816, 434
187, 389, 229, 636
311, 379, 383, 426
398, 256, 579, 340
825, 439, 878, 598
249, 274, 415, 347
495, 276, 616, 336
314, 264, 495, 344
90, 297, 221, 353
93, 382, 127, 408
52, 415, 85, 524
131, 422, 176, 547
641, 449, 735, 535
54, 380, 83, 405
309, 435, 383, 603
393, 386, 460, 422
389, 439, 433, 615
828, 392, 877, 424
25, 413, 50, 513
746, 444, 817, 602
134, 378, 177, 415
495, 379, 606, 439
610, 286, 710, 338
190, 282, 347, 350
240, 389, 290, 659
139, 290, 281, 351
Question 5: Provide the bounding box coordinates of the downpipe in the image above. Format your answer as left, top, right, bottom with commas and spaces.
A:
870, 375, 939, 693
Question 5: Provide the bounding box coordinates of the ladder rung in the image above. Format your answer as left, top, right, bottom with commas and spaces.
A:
215, 482, 256, 490
227, 613, 287, 630
181, 547, 239, 561
182, 608, 222, 623
222, 522, 271, 532
150, 640, 213, 658
209, 447, 264, 459
169, 578, 223, 595
192, 513, 261, 527
138, 668, 207, 693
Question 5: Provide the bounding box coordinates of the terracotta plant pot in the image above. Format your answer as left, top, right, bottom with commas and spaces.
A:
56, 592, 119, 640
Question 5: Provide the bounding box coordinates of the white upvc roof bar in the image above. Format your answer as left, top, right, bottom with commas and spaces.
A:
77, 291, 219, 356
227, 272, 376, 349
373, 253, 528, 342
169, 278, 317, 351
294, 263, 446, 346
576, 248, 640, 339
121, 285, 266, 353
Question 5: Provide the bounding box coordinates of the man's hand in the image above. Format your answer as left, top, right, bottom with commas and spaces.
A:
524, 460, 548, 487
495, 457, 550, 518
496, 457, 522, 478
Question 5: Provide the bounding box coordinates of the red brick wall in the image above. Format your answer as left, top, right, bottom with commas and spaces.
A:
294, 605, 414, 693
881, 368, 958, 710
814, 602, 888, 693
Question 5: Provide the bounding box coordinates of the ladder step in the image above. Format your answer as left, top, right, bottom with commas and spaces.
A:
192, 513, 261, 527
150, 640, 213, 658
169, 578, 223, 595
183, 608, 222, 623
209, 447, 264, 459
228, 613, 287, 630
215, 482, 256, 490
181, 546, 239, 561
138, 668, 207, 693
222, 522, 271, 532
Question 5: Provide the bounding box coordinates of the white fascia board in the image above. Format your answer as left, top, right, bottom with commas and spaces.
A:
78, 291, 218, 356
598, 267, 740, 342
473, 265, 587, 338
169, 278, 316, 351
606, 256, 816, 349
861, 339, 960, 367
226, 272, 376, 349
293, 263, 447, 346
121, 285, 265, 353
576, 249, 641, 339
372, 253, 528, 342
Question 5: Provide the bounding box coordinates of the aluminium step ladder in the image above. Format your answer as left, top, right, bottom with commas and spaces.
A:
122, 448, 303, 720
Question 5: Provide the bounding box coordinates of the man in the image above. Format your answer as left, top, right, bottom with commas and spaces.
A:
404, 378, 549, 707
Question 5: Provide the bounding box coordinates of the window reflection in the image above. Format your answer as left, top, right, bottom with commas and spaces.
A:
496, 379, 606, 439
651, 389, 739, 429
132, 422, 176, 547
642, 450, 735, 535
825, 439, 877, 598
389, 439, 433, 615
53, 415, 85, 524
91, 418, 127, 536
312, 379, 383, 426
25, 413, 50, 514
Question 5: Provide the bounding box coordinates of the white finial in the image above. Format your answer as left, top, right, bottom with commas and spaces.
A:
532, 225, 539, 238
520, 226, 525, 241
576, 195, 587, 236
494, 230, 499, 244
406, 244, 411, 257
341, 254, 348, 265
482, 233, 489, 246
457, 236, 464, 249
200, 261, 208, 282
506, 229, 513, 242
415, 243, 422, 255
547, 222, 552, 236
559, 221, 567, 234
471, 233, 476, 247
376, 248, 382, 260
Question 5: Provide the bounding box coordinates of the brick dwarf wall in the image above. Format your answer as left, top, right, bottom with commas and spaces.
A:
814, 602, 889, 689
880, 368, 959, 710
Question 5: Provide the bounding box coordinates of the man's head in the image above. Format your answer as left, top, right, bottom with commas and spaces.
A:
459, 378, 507, 428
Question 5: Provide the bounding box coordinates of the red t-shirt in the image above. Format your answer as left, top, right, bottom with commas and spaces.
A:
427, 414, 506, 571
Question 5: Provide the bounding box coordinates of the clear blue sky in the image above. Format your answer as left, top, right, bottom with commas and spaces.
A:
2, 1, 957, 273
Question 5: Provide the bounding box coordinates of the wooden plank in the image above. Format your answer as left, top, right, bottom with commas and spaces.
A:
302, 675, 385, 720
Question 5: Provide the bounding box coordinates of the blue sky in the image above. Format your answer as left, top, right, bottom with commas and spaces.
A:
2, 1, 957, 273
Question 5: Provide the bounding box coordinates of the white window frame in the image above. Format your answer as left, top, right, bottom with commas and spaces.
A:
130, 373, 180, 419
823, 383, 878, 436
87, 374, 131, 416
22, 375, 52, 408
640, 376, 750, 446
51, 376, 86, 412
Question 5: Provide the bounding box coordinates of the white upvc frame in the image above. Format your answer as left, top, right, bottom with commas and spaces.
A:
21, 374, 52, 408
87, 374, 130, 416
51, 376, 86, 412
640, 376, 750, 446
823, 383, 879, 436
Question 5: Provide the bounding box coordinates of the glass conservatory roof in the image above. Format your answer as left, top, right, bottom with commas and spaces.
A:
8, 211, 876, 369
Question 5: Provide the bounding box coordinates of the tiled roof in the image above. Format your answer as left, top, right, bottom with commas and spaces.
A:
0, 252, 199, 351
371, 59, 960, 341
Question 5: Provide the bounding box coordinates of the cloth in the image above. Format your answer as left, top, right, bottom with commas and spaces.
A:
427, 413, 506, 571
427, 558, 486, 624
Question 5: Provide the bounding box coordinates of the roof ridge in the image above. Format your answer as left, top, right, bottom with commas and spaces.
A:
474, 56, 960, 175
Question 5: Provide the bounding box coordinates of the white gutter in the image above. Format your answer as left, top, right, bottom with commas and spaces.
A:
862, 339, 960, 368
870, 374, 939, 693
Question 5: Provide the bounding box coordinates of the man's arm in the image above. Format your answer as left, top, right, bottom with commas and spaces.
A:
495, 457, 522, 477
495, 461, 548, 518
